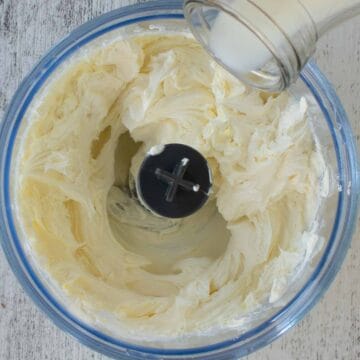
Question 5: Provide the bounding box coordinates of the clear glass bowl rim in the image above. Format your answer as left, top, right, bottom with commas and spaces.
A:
0, 1, 358, 359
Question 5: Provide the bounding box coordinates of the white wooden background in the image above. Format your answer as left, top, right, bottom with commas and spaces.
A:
0, 1, 359, 359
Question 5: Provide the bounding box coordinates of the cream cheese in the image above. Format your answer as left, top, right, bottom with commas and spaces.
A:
16, 34, 327, 339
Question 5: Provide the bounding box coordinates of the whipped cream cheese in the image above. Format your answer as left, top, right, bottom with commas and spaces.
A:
16, 34, 327, 339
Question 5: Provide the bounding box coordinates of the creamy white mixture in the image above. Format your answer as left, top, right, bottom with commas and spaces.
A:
17, 34, 327, 338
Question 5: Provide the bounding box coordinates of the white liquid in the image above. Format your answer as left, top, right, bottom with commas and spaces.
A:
208, 0, 307, 77
208, 0, 359, 79
209, 1, 275, 75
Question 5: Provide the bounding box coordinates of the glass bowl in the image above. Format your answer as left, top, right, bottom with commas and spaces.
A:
0, 1, 358, 359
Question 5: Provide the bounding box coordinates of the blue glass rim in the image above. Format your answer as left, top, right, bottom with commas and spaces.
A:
0, 1, 358, 359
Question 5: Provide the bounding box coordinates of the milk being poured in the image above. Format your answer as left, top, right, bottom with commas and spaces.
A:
208, 0, 359, 80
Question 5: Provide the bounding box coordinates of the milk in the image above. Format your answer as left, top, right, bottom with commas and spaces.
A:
209, 1, 273, 75
208, 0, 360, 80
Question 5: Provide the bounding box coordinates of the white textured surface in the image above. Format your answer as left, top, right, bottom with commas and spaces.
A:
0, 1, 359, 359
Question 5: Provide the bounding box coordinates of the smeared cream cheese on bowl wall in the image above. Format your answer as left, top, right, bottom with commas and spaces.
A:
14, 30, 329, 343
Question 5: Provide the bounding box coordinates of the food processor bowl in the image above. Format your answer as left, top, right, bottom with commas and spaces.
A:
0, 1, 358, 359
